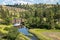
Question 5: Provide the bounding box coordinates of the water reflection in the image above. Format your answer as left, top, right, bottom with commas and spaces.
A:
13, 23, 38, 40
18, 27, 38, 40
18, 27, 30, 35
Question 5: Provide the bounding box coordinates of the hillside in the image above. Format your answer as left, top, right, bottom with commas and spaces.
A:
0, 5, 27, 24
0, 5, 26, 13
0, 5, 27, 19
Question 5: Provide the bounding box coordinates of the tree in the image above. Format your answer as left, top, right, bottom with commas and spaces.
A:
48, 9, 55, 29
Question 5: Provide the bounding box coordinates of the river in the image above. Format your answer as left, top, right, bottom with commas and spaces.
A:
18, 27, 38, 40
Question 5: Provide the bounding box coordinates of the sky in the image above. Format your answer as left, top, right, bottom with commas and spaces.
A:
0, 0, 60, 5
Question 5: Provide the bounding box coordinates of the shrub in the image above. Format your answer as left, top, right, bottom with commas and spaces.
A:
4, 17, 11, 25
4, 27, 10, 31
7, 27, 19, 40
55, 24, 60, 29
39, 23, 51, 29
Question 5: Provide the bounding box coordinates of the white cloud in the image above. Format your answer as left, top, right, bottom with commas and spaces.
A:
29, 0, 34, 1
12, 0, 32, 4
45, 0, 59, 4
0, 0, 60, 5
1, 0, 33, 5
0, 0, 6, 5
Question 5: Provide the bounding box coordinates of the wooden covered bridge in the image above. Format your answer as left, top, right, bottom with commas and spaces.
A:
12, 18, 25, 28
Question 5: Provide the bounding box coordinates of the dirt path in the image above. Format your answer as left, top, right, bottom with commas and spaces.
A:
49, 34, 60, 40
42, 32, 60, 40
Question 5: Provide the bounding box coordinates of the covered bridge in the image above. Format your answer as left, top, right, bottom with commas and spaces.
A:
12, 18, 25, 28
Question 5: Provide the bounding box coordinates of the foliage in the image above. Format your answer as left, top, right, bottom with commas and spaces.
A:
0, 25, 30, 40
0, 3, 60, 29
55, 24, 60, 29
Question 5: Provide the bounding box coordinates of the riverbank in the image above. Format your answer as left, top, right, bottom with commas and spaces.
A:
18, 26, 38, 40
29, 29, 60, 40
27, 30, 39, 40
0, 25, 30, 40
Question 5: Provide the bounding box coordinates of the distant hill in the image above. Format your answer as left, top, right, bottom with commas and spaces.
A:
6, 4, 55, 9
0, 5, 26, 13
0, 5, 27, 22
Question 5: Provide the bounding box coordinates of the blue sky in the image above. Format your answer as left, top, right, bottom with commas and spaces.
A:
0, 0, 60, 5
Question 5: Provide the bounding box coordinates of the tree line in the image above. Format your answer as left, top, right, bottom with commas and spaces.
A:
0, 3, 60, 29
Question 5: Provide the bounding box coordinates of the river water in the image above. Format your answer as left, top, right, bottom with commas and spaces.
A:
18, 27, 38, 40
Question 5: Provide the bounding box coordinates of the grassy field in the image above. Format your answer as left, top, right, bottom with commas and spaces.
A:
29, 29, 60, 40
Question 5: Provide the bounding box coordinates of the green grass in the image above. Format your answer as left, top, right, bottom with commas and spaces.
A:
0, 25, 30, 40
0, 25, 13, 33
29, 29, 60, 40
16, 34, 30, 40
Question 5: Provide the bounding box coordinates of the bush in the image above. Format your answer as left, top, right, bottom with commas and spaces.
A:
39, 24, 51, 29
4, 27, 10, 31
4, 17, 11, 25
0, 17, 11, 25
25, 17, 40, 28
55, 24, 60, 29
7, 27, 19, 40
